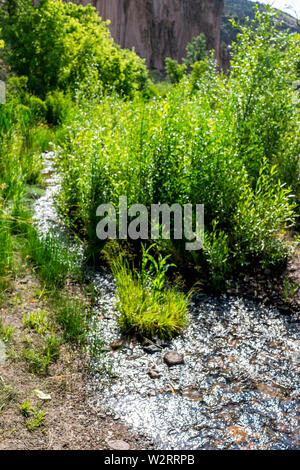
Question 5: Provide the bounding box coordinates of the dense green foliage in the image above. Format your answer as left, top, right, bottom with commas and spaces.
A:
56, 9, 300, 286
0, 0, 149, 98
0, 4, 299, 338
165, 33, 208, 83
222, 0, 299, 50
0, 73, 69, 293
165, 58, 187, 84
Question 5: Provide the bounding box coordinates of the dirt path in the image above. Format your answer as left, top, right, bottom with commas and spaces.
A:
0, 270, 152, 450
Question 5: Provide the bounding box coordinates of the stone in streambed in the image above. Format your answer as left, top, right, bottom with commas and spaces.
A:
148, 369, 162, 379
110, 339, 123, 350
143, 344, 161, 354
107, 439, 130, 451
164, 351, 184, 367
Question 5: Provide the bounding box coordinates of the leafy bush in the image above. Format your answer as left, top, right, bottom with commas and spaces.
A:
189, 59, 210, 92
112, 252, 189, 339
229, 8, 300, 187
183, 33, 208, 68
56, 9, 299, 286
165, 58, 187, 84
45, 90, 72, 126
0, 0, 149, 98
28, 96, 47, 123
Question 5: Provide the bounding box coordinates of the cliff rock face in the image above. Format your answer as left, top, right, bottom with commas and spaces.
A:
78, 0, 224, 69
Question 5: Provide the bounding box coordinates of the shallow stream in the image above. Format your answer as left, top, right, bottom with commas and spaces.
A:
33, 153, 300, 450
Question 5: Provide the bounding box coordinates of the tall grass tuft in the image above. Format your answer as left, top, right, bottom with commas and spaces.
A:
56, 9, 300, 286
54, 296, 90, 345
112, 250, 189, 339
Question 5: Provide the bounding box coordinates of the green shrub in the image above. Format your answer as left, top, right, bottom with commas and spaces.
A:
229, 7, 300, 188
165, 58, 187, 84
28, 95, 47, 123
189, 59, 210, 91
45, 90, 72, 126
53, 8, 300, 287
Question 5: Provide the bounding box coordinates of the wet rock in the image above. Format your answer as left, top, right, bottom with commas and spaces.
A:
142, 338, 161, 354
111, 339, 123, 350
107, 439, 130, 451
153, 336, 170, 348
148, 369, 162, 379
164, 351, 184, 367
0, 340, 6, 365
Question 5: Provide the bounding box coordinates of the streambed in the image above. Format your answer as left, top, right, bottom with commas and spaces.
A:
34, 153, 300, 450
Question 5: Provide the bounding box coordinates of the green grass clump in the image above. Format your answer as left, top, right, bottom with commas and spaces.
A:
26, 409, 46, 431
19, 399, 46, 431
44, 332, 61, 362
0, 211, 13, 294
19, 400, 32, 417
0, 317, 14, 343
0, 381, 16, 413
22, 347, 51, 375
112, 249, 189, 339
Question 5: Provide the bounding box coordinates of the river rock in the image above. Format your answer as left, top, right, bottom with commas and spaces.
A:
111, 339, 123, 350
107, 439, 130, 451
143, 344, 161, 354
148, 369, 161, 379
142, 338, 161, 354
0, 340, 5, 365
164, 351, 184, 367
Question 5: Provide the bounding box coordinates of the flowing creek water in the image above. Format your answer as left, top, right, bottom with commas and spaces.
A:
34, 153, 300, 450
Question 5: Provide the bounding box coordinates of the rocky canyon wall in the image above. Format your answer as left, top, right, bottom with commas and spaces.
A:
76, 0, 224, 69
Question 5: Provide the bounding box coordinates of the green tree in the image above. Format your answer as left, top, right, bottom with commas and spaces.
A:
165, 57, 187, 84
0, 0, 149, 98
183, 33, 208, 67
